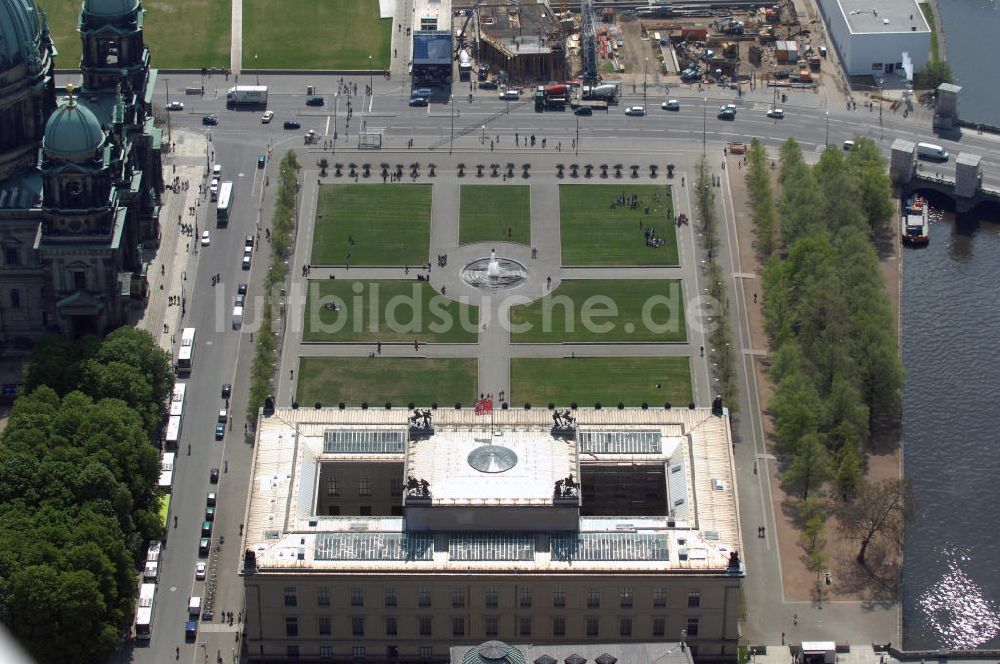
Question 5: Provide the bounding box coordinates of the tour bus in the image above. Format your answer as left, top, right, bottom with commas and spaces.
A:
164, 415, 181, 449
169, 382, 186, 417
216, 181, 233, 226
158, 452, 175, 492
135, 582, 156, 642
177, 327, 196, 373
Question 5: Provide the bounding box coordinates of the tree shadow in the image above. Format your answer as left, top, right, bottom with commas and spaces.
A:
833, 538, 900, 605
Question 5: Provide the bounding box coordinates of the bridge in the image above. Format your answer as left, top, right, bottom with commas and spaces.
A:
890, 139, 1000, 213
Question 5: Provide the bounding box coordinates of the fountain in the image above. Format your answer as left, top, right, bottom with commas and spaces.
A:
461, 248, 528, 291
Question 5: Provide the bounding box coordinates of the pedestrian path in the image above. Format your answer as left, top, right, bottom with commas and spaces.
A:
230, 0, 243, 74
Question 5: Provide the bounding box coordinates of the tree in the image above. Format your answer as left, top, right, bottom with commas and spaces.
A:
915, 60, 954, 89
22, 334, 98, 395
837, 478, 914, 567
782, 432, 831, 499
834, 440, 863, 500
91, 327, 173, 407
769, 371, 821, 455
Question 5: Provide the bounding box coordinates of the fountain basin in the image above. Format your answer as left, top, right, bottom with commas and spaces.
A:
461, 256, 528, 291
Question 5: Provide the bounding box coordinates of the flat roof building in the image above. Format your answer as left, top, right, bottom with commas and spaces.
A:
816, 0, 930, 79
241, 407, 744, 663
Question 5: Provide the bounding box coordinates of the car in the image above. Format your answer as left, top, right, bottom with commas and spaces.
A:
207, 491, 217, 507
235, 293, 245, 307
166, 101, 184, 111
210, 177, 219, 198
186, 619, 198, 640
238, 282, 248, 295
681, 68, 701, 81
209, 468, 219, 484
245, 234, 255, 248
212, 164, 222, 178
215, 422, 225, 440
221, 383, 231, 399
662, 99, 680, 111
306, 95, 325, 107
283, 119, 301, 130
718, 108, 736, 120
261, 110, 274, 123
257, 154, 266, 169
478, 79, 498, 90
201, 520, 213, 537
200, 230, 210, 246
195, 562, 206, 581
624, 106, 646, 116
242, 254, 251, 270
499, 90, 520, 101
198, 538, 210, 556
205, 506, 215, 522
573, 106, 593, 116
408, 96, 429, 107
766, 108, 785, 119
201, 114, 219, 126
843, 140, 856, 151
218, 409, 228, 423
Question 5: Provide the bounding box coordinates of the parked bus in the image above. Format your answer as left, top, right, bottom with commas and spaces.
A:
135, 582, 156, 642
158, 452, 175, 492
169, 382, 186, 417
216, 181, 233, 225
177, 328, 196, 373
164, 415, 181, 449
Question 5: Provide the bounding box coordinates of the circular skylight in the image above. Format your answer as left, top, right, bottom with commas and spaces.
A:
467, 445, 518, 473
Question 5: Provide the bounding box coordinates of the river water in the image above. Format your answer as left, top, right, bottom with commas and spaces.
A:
901, 206, 1000, 649
935, 0, 1000, 126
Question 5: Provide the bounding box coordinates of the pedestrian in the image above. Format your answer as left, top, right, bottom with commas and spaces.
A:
753, 460, 758, 475
377, 341, 382, 354
793, 613, 798, 626
700, 345, 704, 357
290, 369, 294, 380
781, 632, 785, 645
753, 292, 758, 303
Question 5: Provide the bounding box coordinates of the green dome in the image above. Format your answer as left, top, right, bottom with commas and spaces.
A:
0, 0, 45, 70
83, 0, 139, 17
43, 95, 105, 161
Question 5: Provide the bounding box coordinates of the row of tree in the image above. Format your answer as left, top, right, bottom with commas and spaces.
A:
747, 138, 907, 572
0, 327, 173, 662
247, 151, 301, 419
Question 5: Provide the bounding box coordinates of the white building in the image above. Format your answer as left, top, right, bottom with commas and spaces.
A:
816, 0, 931, 79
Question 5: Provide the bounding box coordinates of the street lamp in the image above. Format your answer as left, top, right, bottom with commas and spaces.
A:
481, 125, 486, 144
164, 77, 172, 144
369, 54, 373, 96
825, 111, 830, 146
575, 113, 579, 155
450, 95, 455, 155
877, 79, 884, 139
702, 96, 707, 156
643, 57, 648, 109
254, 53, 259, 85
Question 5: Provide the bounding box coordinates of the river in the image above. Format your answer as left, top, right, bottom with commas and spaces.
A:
935, 0, 1000, 126
901, 204, 1000, 649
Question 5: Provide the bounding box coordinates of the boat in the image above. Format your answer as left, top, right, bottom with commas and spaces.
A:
900, 195, 929, 246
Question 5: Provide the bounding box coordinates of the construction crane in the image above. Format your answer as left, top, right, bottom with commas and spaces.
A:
454, 0, 520, 59
580, 0, 599, 86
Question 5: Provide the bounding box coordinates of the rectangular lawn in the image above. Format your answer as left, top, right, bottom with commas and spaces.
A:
42, 0, 231, 69
303, 280, 478, 343
244, 0, 391, 70
297, 357, 477, 406
512, 357, 692, 407
459, 185, 531, 245
560, 184, 678, 265
509, 279, 686, 343
312, 184, 431, 265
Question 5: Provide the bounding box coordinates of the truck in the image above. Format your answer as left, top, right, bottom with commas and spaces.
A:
570, 98, 609, 113
534, 84, 568, 111
226, 85, 268, 106
581, 83, 618, 102
458, 49, 472, 81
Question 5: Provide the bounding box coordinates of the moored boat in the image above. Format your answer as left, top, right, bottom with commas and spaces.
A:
901, 195, 929, 246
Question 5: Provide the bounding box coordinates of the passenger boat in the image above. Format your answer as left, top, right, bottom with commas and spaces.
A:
900, 195, 929, 246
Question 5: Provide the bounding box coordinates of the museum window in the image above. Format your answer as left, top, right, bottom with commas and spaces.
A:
452, 587, 466, 608
284, 586, 297, 607
287, 645, 300, 660
453, 617, 465, 637
687, 591, 700, 608
872, 62, 884, 71
485, 615, 499, 637
318, 616, 331, 636
385, 616, 397, 636
620, 587, 633, 608
327, 476, 339, 496
4, 247, 18, 265
653, 587, 666, 608
519, 587, 532, 608
586, 617, 599, 637
587, 588, 601, 609
686, 617, 699, 637
552, 616, 565, 637
10, 289, 19, 309
351, 587, 364, 607
385, 587, 397, 607
419, 616, 433, 637
359, 505, 372, 516
484, 586, 498, 608
285, 616, 298, 637
653, 617, 666, 637
73, 271, 86, 290
620, 617, 632, 637
420, 647, 433, 662
391, 477, 403, 495
352, 616, 365, 637
320, 646, 333, 660
519, 617, 532, 637
359, 476, 371, 496
353, 646, 365, 660
418, 587, 432, 607
317, 586, 330, 607
553, 587, 565, 608
328, 506, 340, 516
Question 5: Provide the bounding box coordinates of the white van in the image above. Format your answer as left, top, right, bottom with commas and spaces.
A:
916, 142, 949, 162
212, 164, 222, 179
188, 596, 202, 616
232, 305, 244, 329
499, 89, 520, 101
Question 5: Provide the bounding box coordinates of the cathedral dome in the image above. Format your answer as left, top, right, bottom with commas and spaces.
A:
0, 0, 45, 70
83, 0, 140, 17
43, 91, 105, 162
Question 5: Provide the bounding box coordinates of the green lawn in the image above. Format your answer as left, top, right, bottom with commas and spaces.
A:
303, 280, 479, 343
297, 357, 478, 406
460, 185, 531, 245
511, 357, 692, 406
509, 279, 686, 343
40, 0, 231, 70
244, 0, 391, 70
312, 184, 431, 265
560, 184, 678, 265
